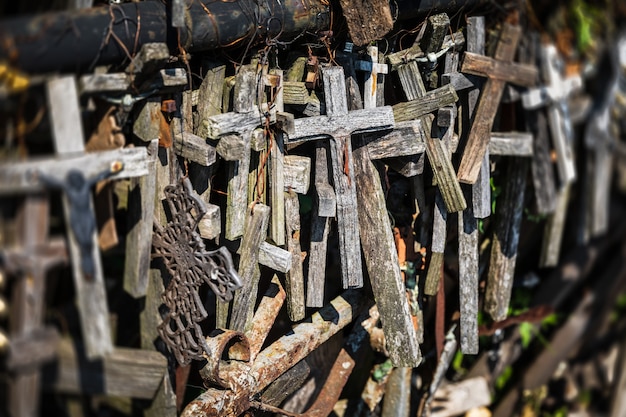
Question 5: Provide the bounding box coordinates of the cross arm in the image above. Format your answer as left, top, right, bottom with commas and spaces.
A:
0, 147, 153, 195
203, 108, 265, 139
285, 106, 395, 145
461, 52, 538, 87
392, 84, 458, 122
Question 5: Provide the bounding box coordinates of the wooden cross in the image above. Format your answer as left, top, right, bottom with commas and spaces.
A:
43, 76, 155, 359
442, 16, 491, 219
355, 45, 389, 109
353, 63, 422, 365
286, 66, 395, 290
457, 22, 538, 184
522, 44, 582, 185
3, 196, 67, 417
202, 64, 267, 241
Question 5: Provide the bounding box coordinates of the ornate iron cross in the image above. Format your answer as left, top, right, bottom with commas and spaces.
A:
152, 177, 241, 365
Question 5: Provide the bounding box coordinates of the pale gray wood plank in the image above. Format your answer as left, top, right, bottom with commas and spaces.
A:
284, 155, 311, 194
230, 203, 270, 332
353, 141, 421, 366
258, 241, 292, 274
123, 140, 158, 298
285, 191, 306, 321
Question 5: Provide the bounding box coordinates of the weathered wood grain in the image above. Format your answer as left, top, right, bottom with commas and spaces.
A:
258, 241, 292, 273
365, 120, 426, 159
353, 140, 421, 366
458, 194, 479, 354
457, 24, 534, 184
485, 159, 528, 321
424, 193, 447, 296
196, 61, 225, 137
123, 140, 158, 298
338, 0, 393, 46
173, 124, 217, 166
43, 338, 167, 400
307, 141, 335, 307
284, 155, 311, 194
392, 60, 466, 213
230, 203, 270, 332
285, 191, 306, 321
461, 52, 538, 86
269, 69, 286, 247
0, 147, 152, 195
392, 84, 458, 123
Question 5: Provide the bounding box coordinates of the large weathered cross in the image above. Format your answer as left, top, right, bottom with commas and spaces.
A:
457, 23, 539, 184
285, 66, 395, 290
522, 43, 582, 185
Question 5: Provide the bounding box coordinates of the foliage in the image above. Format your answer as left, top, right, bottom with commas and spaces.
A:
372, 358, 394, 382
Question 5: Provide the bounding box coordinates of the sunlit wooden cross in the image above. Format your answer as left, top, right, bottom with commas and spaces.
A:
522, 43, 582, 185
457, 23, 539, 184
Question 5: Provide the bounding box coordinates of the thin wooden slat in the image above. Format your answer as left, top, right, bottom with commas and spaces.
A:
284, 191, 306, 321
229, 203, 271, 332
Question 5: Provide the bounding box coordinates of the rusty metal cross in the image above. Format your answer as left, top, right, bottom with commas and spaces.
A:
152, 177, 241, 366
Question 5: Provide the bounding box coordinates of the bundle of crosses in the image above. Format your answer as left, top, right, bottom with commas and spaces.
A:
1, 0, 626, 416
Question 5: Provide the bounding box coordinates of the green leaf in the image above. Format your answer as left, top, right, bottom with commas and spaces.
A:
519, 321, 535, 349
495, 365, 513, 391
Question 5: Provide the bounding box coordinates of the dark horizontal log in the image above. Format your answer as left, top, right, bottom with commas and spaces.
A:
0, 0, 491, 74
0, 0, 329, 73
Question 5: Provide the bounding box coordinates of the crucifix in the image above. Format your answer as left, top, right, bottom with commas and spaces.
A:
43, 75, 156, 359
457, 22, 539, 184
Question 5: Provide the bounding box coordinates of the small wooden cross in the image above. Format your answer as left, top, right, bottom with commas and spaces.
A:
522, 44, 582, 185
202, 64, 267, 241
355, 45, 389, 109
457, 22, 539, 184
3, 196, 67, 417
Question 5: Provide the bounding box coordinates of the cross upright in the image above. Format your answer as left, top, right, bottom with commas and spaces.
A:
285, 65, 395, 289
522, 43, 582, 185
457, 22, 539, 184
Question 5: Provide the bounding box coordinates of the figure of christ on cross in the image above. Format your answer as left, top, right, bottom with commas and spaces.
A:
33, 161, 123, 280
